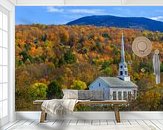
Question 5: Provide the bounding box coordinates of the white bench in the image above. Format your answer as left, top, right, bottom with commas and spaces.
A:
33, 100, 128, 123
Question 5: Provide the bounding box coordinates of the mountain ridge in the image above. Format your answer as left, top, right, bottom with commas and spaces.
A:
67, 15, 163, 32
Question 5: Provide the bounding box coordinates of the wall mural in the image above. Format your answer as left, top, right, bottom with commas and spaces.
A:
16, 6, 163, 111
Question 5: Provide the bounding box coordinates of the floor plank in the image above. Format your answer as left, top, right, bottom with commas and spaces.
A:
84, 120, 92, 125
62, 120, 70, 126
136, 120, 148, 126
92, 120, 100, 125
2, 119, 163, 130
29, 120, 39, 126
69, 120, 77, 125
107, 120, 116, 125
150, 120, 163, 130
143, 120, 160, 130
121, 120, 131, 125
53, 119, 63, 126
1, 120, 20, 130
158, 120, 163, 125
23, 120, 33, 126
9, 120, 27, 128
76, 119, 85, 125
100, 119, 108, 125
128, 120, 139, 125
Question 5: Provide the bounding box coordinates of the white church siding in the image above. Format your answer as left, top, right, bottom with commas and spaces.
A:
89, 77, 138, 100
89, 78, 110, 100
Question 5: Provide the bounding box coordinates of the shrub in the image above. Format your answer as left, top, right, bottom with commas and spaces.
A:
28, 83, 48, 100
71, 80, 87, 90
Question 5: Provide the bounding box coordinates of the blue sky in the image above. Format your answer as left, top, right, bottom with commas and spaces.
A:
16, 6, 163, 25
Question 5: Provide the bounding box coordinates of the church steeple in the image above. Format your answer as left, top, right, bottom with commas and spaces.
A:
121, 33, 125, 63
118, 33, 130, 81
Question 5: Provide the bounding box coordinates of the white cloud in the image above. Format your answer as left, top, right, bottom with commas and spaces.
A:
150, 16, 163, 22
46, 7, 107, 15
69, 9, 106, 15
47, 7, 64, 13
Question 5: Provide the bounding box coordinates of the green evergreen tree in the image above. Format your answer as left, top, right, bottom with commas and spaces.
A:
47, 80, 63, 99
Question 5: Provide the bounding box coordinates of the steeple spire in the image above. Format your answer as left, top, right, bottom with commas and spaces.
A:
121, 33, 125, 62
118, 33, 130, 81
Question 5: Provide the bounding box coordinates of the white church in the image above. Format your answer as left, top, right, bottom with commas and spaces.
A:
89, 34, 138, 100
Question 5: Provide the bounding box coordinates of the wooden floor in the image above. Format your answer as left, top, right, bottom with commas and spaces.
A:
1, 119, 163, 130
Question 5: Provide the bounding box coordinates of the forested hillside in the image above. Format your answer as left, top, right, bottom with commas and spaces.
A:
16, 24, 163, 111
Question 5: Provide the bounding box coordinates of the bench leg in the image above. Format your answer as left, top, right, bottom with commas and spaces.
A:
114, 105, 120, 123
40, 110, 46, 123
45, 113, 47, 120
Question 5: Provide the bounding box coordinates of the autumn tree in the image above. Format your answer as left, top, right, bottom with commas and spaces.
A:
28, 83, 48, 100
60, 29, 69, 43
64, 50, 76, 64
138, 91, 161, 111
71, 80, 87, 90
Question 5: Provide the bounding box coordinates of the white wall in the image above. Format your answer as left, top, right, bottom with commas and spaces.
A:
0, 0, 15, 123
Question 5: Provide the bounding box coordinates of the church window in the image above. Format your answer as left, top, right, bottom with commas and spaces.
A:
113, 91, 116, 100
125, 71, 127, 75
118, 91, 122, 100
128, 91, 132, 100
99, 83, 101, 87
120, 65, 123, 68
120, 71, 123, 75
123, 91, 127, 100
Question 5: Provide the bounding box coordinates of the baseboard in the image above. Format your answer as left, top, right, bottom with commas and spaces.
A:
16, 111, 163, 120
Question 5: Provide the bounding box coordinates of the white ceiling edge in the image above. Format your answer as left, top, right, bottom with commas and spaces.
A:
15, 0, 163, 6
16, 0, 123, 6
64, 0, 122, 6
124, 0, 163, 5
16, 0, 64, 6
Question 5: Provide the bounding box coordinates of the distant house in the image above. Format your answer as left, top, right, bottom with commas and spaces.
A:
89, 34, 138, 100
